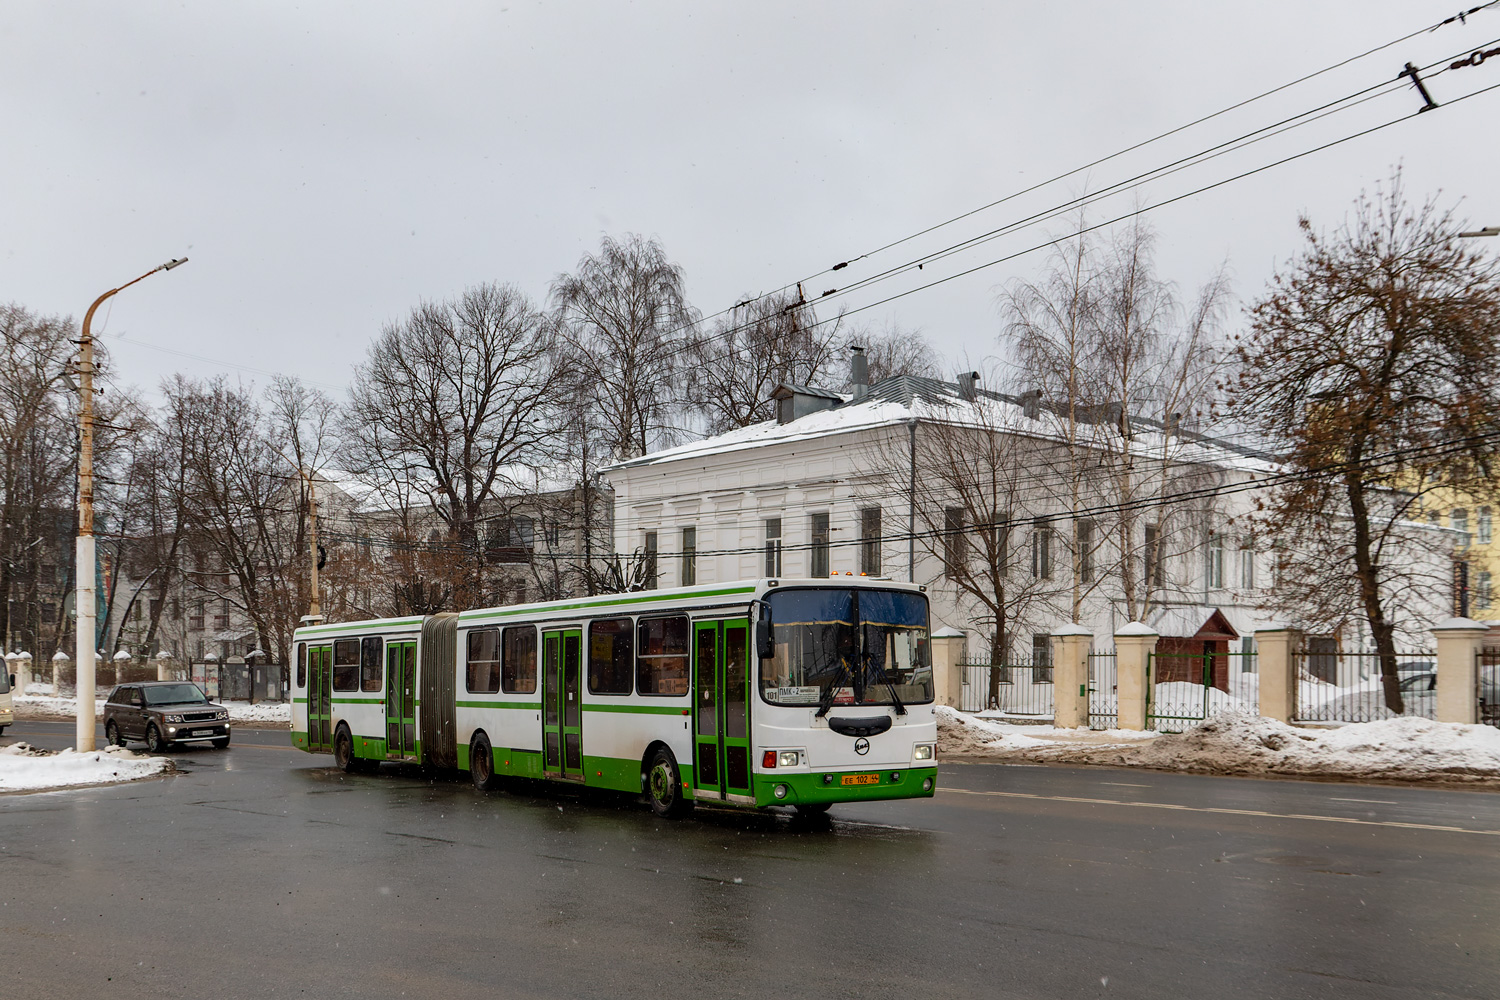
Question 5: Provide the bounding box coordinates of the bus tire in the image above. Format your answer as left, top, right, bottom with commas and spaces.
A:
470, 733, 500, 791
334, 724, 359, 773
645, 745, 691, 819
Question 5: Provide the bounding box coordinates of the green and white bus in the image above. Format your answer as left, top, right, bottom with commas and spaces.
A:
289, 577, 937, 816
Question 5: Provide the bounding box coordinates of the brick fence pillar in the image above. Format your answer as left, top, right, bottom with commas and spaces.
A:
1113, 622, 1158, 731
1432, 617, 1485, 725
1255, 626, 1302, 723
1050, 624, 1093, 729
929, 627, 967, 709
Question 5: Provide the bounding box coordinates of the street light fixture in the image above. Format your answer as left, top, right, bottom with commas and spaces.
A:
74, 257, 187, 751
1458, 226, 1499, 238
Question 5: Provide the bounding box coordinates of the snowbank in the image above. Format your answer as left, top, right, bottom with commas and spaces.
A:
0, 742, 173, 793
937, 707, 1500, 783
12, 694, 291, 726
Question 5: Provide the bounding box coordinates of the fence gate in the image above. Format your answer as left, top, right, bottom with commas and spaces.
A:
1479, 650, 1500, 729
1145, 651, 1215, 732
958, 658, 1055, 718
1086, 650, 1117, 729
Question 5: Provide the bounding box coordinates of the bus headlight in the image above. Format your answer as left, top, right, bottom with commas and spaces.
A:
913, 743, 935, 761
777, 750, 801, 768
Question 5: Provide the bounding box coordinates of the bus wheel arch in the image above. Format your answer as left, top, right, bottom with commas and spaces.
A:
469, 730, 500, 791
642, 743, 691, 819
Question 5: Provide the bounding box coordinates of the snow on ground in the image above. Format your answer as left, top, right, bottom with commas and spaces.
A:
12, 693, 290, 726
0, 742, 173, 792
937, 706, 1500, 783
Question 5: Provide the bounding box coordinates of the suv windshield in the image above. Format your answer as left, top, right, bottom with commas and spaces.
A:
143, 683, 209, 707
759, 588, 932, 708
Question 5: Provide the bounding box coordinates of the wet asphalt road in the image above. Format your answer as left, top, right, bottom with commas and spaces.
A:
3, 718, 1499, 999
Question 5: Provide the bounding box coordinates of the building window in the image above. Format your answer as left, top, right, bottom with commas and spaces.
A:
1239, 541, 1255, 589
1207, 532, 1225, 590
1145, 524, 1164, 587
1077, 518, 1094, 584
1453, 509, 1470, 547
214, 599, 230, 631
764, 518, 782, 577
1031, 518, 1052, 579
810, 513, 830, 578
1480, 508, 1493, 545
859, 507, 881, 576
588, 618, 633, 694
1241, 635, 1256, 671
501, 626, 537, 694
680, 527, 696, 586
636, 616, 689, 696
467, 629, 501, 693
643, 531, 658, 589
1477, 570, 1493, 610
943, 507, 966, 578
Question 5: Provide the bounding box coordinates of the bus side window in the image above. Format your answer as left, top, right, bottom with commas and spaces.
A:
636, 616, 689, 696
296, 643, 306, 688
588, 618, 633, 694
466, 629, 500, 694
361, 637, 384, 692
332, 639, 360, 691
502, 626, 537, 694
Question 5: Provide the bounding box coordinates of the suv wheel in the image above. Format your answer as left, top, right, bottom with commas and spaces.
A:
105, 721, 125, 747
145, 723, 170, 754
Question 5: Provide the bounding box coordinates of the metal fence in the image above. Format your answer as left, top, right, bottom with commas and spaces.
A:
1292, 649, 1436, 723
1087, 650, 1118, 729
1479, 650, 1500, 729
1146, 650, 1255, 733
960, 658, 1055, 718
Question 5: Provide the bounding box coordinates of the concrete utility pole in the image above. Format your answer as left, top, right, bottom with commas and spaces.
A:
75, 258, 187, 751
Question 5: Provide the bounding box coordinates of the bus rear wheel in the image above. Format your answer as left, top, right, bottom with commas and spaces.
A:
334, 725, 360, 773
470, 733, 500, 791
646, 746, 691, 819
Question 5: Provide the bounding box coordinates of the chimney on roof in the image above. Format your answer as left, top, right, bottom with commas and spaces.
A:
1019, 389, 1042, 420
957, 371, 979, 401
849, 345, 868, 400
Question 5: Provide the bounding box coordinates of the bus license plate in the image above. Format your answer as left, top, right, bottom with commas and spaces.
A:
841, 774, 879, 786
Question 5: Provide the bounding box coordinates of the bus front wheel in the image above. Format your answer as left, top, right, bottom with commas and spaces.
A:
646, 746, 691, 819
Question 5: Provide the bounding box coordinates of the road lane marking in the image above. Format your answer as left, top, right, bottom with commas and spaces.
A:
1100, 782, 1151, 787
938, 786, 1500, 836
1329, 797, 1399, 805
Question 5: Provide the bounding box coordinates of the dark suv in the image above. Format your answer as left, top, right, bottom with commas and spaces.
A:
104, 681, 231, 752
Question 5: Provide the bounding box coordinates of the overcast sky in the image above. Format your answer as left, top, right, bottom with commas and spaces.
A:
3, 1, 1497, 404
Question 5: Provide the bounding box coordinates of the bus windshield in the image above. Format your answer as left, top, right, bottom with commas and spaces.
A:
759, 588, 933, 708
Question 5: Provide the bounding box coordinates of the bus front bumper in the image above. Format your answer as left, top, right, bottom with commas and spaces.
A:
754, 765, 937, 807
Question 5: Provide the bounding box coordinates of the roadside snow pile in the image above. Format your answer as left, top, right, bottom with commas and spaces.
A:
220, 701, 291, 725
936, 707, 1500, 783
13, 693, 106, 719
937, 706, 1158, 754
0, 742, 172, 792
12, 694, 290, 726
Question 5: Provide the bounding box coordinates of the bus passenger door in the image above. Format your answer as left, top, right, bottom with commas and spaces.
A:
385, 641, 416, 759
309, 645, 333, 751
542, 629, 584, 781
692, 620, 752, 802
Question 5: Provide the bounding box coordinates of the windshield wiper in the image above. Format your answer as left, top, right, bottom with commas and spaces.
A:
815, 658, 854, 719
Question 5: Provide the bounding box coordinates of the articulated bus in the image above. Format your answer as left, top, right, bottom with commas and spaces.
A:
290, 578, 937, 817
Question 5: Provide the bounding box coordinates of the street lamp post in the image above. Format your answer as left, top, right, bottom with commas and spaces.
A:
74, 258, 187, 751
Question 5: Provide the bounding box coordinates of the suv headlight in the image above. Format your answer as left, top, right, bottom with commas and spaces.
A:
165, 714, 185, 723
216, 710, 229, 720
913, 743, 935, 761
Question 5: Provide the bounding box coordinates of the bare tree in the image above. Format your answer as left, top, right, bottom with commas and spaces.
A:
1233, 177, 1500, 711
856, 323, 940, 385
346, 282, 559, 608
551, 234, 697, 459
688, 291, 843, 432
1003, 218, 1230, 623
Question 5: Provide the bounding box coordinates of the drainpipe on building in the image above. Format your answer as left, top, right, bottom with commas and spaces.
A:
908, 418, 917, 583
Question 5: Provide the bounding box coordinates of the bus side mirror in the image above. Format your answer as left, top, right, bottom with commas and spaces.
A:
6, 673, 12, 688
755, 617, 773, 661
